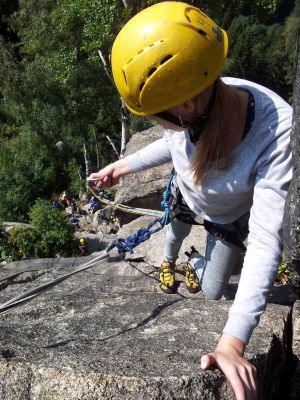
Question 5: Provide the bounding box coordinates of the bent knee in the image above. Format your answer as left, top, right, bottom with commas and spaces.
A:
201, 284, 226, 300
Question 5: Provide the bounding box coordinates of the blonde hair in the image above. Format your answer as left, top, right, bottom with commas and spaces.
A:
190, 79, 231, 186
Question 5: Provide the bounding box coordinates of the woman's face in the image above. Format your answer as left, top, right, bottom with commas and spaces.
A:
147, 85, 213, 131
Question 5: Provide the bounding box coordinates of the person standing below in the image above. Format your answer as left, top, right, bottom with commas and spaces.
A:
79, 238, 89, 256
89, 2, 292, 399
88, 196, 98, 214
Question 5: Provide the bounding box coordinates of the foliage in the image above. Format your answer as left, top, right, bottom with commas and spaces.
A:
277, 253, 293, 284
0, 232, 17, 263
0, 0, 298, 222
0, 128, 57, 222
4, 226, 35, 261
0, 0, 128, 221
283, 0, 300, 89
130, 115, 154, 133
29, 199, 74, 258
66, 158, 85, 196
224, 12, 298, 99
0, 199, 74, 262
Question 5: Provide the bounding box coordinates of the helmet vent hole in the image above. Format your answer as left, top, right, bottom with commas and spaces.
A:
199, 11, 208, 19
212, 27, 222, 42
198, 29, 207, 37
139, 82, 145, 91
160, 55, 173, 65
147, 67, 157, 77
123, 70, 128, 85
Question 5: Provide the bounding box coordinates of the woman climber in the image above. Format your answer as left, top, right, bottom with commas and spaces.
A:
88, 2, 292, 399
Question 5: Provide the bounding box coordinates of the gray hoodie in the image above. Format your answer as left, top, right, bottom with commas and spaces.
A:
126, 77, 292, 343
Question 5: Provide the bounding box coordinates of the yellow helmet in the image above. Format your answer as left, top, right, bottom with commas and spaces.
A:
80, 238, 85, 244
111, 1, 228, 116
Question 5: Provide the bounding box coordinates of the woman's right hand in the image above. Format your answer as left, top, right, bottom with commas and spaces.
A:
87, 159, 131, 188
201, 333, 257, 400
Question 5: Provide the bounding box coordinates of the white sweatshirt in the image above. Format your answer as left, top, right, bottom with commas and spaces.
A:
126, 77, 293, 343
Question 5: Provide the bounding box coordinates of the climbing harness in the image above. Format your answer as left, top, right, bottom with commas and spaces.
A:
204, 220, 247, 251
0, 172, 176, 315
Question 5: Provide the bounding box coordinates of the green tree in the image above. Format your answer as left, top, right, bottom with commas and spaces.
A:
0, 199, 74, 261
11, 0, 124, 165
0, 129, 57, 221
0, 0, 128, 221
224, 9, 299, 100
29, 199, 74, 258
0, 0, 298, 223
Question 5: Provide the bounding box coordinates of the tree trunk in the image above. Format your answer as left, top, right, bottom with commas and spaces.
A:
283, 51, 300, 290
105, 134, 119, 158
120, 99, 130, 158
97, 50, 130, 158
92, 129, 100, 170
83, 139, 92, 178
97, 0, 131, 157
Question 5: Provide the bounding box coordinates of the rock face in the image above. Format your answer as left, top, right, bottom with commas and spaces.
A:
283, 53, 300, 288
1, 117, 299, 398
0, 253, 295, 400
291, 300, 300, 399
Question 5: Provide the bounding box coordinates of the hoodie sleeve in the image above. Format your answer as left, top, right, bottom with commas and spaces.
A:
126, 133, 172, 173
223, 108, 292, 343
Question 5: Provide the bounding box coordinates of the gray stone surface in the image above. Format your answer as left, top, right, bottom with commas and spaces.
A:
3, 222, 31, 231
73, 231, 116, 254
293, 300, 300, 358
291, 300, 300, 400
0, 254, 292, 399
283, 53, 300, 286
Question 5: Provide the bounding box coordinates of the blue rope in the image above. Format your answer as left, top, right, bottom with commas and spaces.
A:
160, 169, 175, 226
114, 217, 164, 254
112, 169, 176, 255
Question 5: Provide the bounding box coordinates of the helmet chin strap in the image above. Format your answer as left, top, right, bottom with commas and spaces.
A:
155, 81, 217, 144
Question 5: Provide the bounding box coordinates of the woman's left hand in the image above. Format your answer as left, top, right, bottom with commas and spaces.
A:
201, 333, 257, 400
